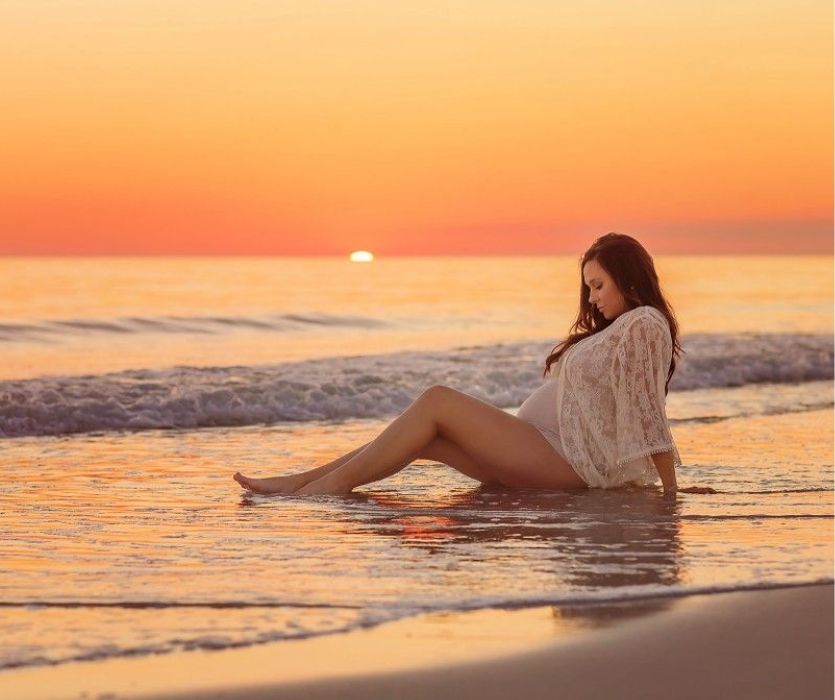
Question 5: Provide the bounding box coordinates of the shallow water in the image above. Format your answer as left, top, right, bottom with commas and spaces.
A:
1, 256, 831, 381
0, 255, 832, 671
1, 398, 831, 669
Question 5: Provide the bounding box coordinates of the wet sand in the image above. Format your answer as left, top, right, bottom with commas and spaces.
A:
1, 583, 831, 700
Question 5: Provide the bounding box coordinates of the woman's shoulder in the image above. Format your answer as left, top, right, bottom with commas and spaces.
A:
616, 305, 666, 322
615, 305, 670, 336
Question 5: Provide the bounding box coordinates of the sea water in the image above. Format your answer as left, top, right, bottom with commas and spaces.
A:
0, 255, 832, 670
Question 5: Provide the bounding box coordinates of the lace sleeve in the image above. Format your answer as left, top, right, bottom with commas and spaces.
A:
610, 312, 680, 469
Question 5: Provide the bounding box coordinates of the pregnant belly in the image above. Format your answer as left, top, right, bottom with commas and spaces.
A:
516, 380, 559, 430
516, 379, 573, 466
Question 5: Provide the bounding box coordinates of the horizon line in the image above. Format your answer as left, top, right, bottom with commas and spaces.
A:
0, 251, 832, 259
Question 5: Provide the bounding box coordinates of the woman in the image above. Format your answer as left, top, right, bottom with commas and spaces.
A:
234, 233, 696, 499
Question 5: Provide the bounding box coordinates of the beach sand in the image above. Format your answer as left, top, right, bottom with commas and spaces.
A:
2, 583, 831, 700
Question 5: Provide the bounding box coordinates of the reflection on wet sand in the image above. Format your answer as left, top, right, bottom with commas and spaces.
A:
326, 483, 686, 625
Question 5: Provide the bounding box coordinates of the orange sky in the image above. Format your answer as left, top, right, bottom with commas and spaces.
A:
0, 1, 832, 255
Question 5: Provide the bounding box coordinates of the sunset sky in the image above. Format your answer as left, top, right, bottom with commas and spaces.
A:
0, 1, 832, 255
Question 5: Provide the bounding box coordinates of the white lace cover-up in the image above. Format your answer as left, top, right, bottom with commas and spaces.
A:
551, 305, 682, 489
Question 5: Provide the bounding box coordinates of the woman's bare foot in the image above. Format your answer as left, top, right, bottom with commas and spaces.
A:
233, 471, 306, 495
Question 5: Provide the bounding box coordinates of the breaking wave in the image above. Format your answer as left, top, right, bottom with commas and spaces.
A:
1, 333, 831, 438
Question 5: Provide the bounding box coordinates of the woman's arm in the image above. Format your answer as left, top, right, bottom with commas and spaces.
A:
651, 450, 677, 495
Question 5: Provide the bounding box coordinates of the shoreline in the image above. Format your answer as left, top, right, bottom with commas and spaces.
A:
1, 583, 831, 700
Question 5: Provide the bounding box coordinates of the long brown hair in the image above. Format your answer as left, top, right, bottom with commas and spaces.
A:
543, 233, 683, 395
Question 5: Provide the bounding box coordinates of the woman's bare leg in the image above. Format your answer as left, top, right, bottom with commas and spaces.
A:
295, 385, 587, 495
234, 443, 370, 494
234, 429, 501, 495
378, 434, 502, 486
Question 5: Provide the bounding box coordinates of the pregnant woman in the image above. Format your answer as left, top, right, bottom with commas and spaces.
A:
235, 233, 701, 499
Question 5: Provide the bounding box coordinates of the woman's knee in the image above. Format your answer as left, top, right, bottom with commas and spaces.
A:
417, 384, 456, 406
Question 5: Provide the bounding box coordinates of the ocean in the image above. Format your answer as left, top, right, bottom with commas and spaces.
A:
0, 255, 832, 671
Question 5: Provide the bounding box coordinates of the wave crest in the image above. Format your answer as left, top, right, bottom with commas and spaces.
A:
1, 333, 831, 438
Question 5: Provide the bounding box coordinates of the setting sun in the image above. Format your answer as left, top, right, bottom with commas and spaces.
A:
349, 251, 375, 262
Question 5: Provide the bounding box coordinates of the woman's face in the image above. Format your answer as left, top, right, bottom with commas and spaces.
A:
583, 258, 629, 320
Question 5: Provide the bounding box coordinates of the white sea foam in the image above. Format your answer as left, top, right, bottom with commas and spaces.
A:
0, 333, 831, 438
